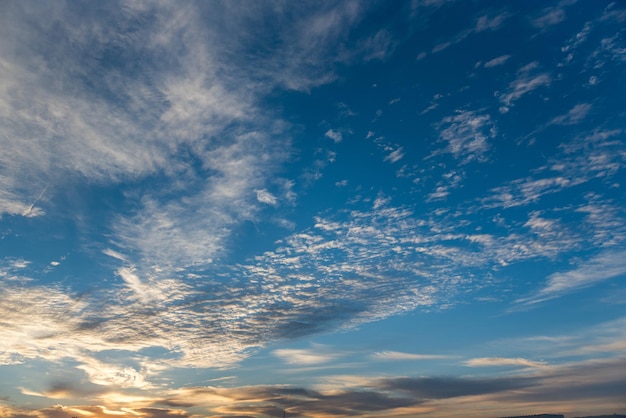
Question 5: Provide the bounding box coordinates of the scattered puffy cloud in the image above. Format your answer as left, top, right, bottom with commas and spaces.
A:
255, 189, 279, 206
324, 129, 343, 143
435, 110, 496, 163
483, 175, 577, 209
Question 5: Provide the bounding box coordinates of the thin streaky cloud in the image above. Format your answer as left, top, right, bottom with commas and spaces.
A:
464, 357, 549, 368
372, 351, 452, 361
499, 71, 551, 110
517, 250, 626, 306
273, 348, 340, 365
549, 103, 592, 125
484, 54, 511, 68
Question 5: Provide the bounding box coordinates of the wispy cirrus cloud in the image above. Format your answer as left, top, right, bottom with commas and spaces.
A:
531, 5, 567, 29
371, 351, 451, 361
549, 103, 592, 125
498, 62, 551, 112
431, 11, 511, 54
464, 357, 548, 368
483, 54, 512, 68
517, 250, 626, 306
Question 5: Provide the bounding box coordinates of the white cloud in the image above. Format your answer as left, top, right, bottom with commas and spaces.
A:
464, 357, 548, 368
483, 176, 577, 209
531, 6, 566, 29
76, 358, 150, 389
483, 54, 511, 68
518, 251, 626, 306
256, 189, 278, 206
475, 12, 510, 32
436, 110, 496, 163
427, 186, 450, 201
432, 41, 451, 53
325, 129, 343, 143
103, 248, 127, 262
499, 63, 551, 109
372, 351, 450, 361
273, 347, 339, 365
384, 147, 405, 163
549, 103, 592, 125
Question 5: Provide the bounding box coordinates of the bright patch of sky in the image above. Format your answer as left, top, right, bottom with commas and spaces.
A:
1, 1, 625, 417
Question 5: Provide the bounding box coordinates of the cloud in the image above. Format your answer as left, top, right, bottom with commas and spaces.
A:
549, 103, 592, 125
483, 129, 626, 212
377, 375, 534, 399
531, 5, 567, 29
430, 11, 511, 55
464, 357, 548, 368
518, 250, 626, 305
371, 351, 451, 361
102, 248, 126, 262
384, 147, 405, 163
435, 110, 496, 163
483, 175, 579, 209
76, 358, 149, 389
475, 12, 510, 32
325, 129, 343, 143
255, 189, 278, 206
432, 41, 451, 53
4, 356, 626, 418
483, 54, 511, 68
0, 0, 391, 283
2, 4, 626, 418
499, 62, 551, 110
273, 347, 340, 365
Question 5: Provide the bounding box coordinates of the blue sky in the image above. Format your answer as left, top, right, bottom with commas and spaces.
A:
1, 1, 625, 417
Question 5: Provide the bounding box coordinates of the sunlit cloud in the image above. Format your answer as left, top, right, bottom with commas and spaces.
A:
464, 357, 548, 368
273, 347, 340, 365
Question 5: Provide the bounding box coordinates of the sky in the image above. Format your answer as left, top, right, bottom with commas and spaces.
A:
1, 1, 625, 417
